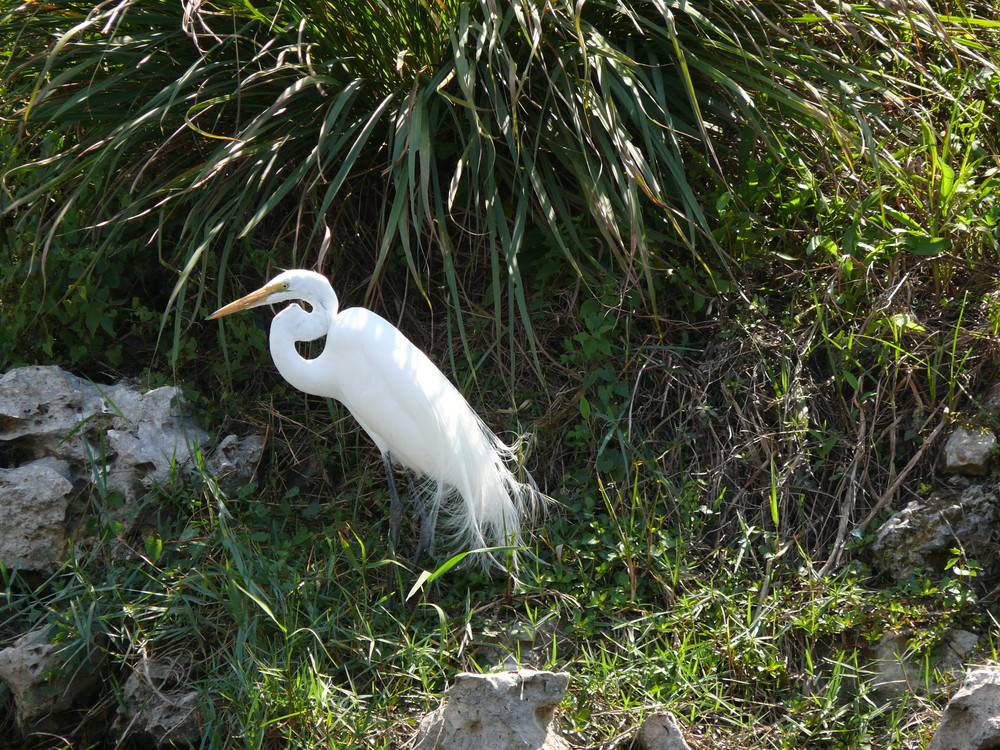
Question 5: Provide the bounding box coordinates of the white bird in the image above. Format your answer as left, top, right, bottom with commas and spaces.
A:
207, 269, 538, 570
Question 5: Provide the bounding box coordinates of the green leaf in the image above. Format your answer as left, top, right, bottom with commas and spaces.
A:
938, 161, 956, 201
887, 313, 926, 333
900, 236, 950, 256
143, 535, 163, 563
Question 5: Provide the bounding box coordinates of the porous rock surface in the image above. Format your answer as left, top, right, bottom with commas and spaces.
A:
412, 670, 570, 750
0, 365, 209, 506
0, 365, 262, 573
0, 457, 74, 572
870, 484, 999, 580
0, 625, 103, 728
0, 365, 265, 742
939, 427, 996, 475
117, 655, 201, 745
0, 365, 112, 456
205, 432, 266, 492
637, 712, 692, 750
930, 666, 1000, 750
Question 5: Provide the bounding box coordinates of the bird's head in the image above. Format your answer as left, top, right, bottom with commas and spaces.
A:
207, 270, 333, 320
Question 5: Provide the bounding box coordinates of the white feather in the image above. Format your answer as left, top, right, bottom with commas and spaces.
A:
213, 269, 540, 569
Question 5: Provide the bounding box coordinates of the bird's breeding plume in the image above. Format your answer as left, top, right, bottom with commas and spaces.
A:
208, 270, 541, 570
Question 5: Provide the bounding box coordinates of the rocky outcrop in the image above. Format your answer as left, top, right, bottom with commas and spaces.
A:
636, 712, 692, 750
0, 364, 209, 509
412, 670, 570, 750
0, 626, 104, 730
938, 427, 996, 475
0, 365, 263, 744
116, 655, 202, 745
929, 666, 1000, 750
0, 458, 75, 572
205, 433, 266, 493
0, 365, 262, 573
870, 484, 998, 580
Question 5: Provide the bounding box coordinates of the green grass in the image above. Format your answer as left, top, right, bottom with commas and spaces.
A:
3, 1, 1000, 748
4, 0, 992, 369
0, 446, 988, 749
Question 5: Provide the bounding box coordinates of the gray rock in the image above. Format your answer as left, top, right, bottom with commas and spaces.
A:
869, 631, 914, 698
0, 366, 208, 494
102, 383, 209, 505
412, 670, 570, 750
870, 629, 979, 699
0, 626, 103, 728
930, 666, 1000, 750
939, 427, 996, 475
0, 366, 211, 570
0, 458, 74, 572
205, 433, 265, 492
118, 656, 201, 746
870, 485, 998, 579
637, 712, 691, 750
0, 366, 111, 464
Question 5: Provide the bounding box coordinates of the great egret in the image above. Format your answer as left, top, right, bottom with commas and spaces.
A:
207, 269, 538, 570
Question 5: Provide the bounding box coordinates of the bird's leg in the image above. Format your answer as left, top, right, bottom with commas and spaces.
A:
411, 486, 439, 568
383, 453, 404, 554
379, 453, 417, 608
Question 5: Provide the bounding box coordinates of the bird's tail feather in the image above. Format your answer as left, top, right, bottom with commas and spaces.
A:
408, 427, 546, 572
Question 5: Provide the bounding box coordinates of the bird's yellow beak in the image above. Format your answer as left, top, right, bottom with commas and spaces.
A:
206, 283, 280, 320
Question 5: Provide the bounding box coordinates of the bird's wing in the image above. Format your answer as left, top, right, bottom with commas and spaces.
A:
321, 307, 462, 475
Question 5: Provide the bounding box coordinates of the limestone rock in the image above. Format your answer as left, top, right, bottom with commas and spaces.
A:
929, 666, 1000, 750
412, 670, 570, 750
0, 366, 208, 499
117, 656, 201, 746
637, 712, 691, 750
102, 382, 209, 504
205, 433, 265, 492
939, 427, 996, 475
0, 366, 112, 464
870, 485, 998, 579
0, 365, 211, 571
0, 626, 103, 728
870, 629, 979, 699
0, 458, 74, 572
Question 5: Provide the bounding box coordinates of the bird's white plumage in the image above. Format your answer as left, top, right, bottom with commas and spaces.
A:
209, 269, 537, 568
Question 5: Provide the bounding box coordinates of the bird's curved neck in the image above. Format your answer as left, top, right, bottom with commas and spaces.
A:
269, 286, 339, 397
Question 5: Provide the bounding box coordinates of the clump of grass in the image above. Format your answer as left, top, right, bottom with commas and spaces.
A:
2, 459, 977, 748
3, 0, 990, 368
4, 3, 1000, 750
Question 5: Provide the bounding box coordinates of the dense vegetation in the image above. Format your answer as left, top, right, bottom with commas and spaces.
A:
2, 0, 1000, 747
